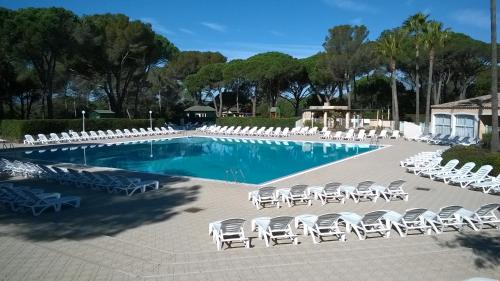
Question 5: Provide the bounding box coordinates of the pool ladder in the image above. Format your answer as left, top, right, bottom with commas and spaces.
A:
370, 135, 380, 146
225, 168, 246, 183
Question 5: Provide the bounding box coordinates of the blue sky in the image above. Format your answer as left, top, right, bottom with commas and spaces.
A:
0, 0, 493, 60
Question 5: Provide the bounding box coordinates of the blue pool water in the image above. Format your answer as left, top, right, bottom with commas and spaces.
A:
13, 137, 380, 184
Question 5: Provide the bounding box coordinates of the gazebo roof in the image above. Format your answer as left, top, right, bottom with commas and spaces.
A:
93, 109, 115, 114
184, 105, 216, 112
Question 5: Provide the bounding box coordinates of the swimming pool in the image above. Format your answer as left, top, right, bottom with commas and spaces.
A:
11, 137, 381, 184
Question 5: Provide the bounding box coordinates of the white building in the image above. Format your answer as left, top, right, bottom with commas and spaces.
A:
431, 94, 499, 139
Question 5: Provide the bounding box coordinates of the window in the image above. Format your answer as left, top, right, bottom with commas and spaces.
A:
434, 114, 451, 135
455, 115, 475, 137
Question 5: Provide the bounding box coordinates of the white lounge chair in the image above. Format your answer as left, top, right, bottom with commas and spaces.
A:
246, 126, 257, 135
390, 130, 400, 139
60, 132, 73, 142
470, 174, 500, 193
249, 186, 280, 209
224, 126, 235, 135
209, 218, 249, 251
279, 185, 311, 207
139, 128, 150, 136
107, 175, 160, 196
97, 130, 109, 139
320, 131, 331, 139
300, 213, 346, 244
355, 129, 366, 141
23, 135, 40, 145
197, 125, 207, 132
89, 131, 100, 140
319, 127, 328, 135
13, 188, 80, 216
48, 133, 61, 143
307, 127, 318, 135
456, 203, 500, 231
382, 208, 432, 237
343, 129, 355, 140
406, 157, 443, 175
69, 132, 82, 142
449, 165, 493, 188
106, 130, 117, 138
366, 129, 376, 139
340, 181, 378, 203
343, 210, 391, 240
309, 182, 346, 205
272, 127, 282, 137
423, 205, 465, 234
378, 129, 388, 139
254, 216, 297, 247
420, 159, 459, 180
371, 180, 408, 202
263, 127, 274, 137
281, 127, 290, 137
167, 126, 178, 134
333, 131, 343, 140
114, 129, 125, 138
434, 162, 476, 184
232, 126, 243, 135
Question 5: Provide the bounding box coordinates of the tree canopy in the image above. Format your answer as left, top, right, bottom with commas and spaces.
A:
0, 6, 494, 123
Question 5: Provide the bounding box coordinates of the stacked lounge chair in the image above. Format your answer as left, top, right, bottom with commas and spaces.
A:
402, 150, 499, 194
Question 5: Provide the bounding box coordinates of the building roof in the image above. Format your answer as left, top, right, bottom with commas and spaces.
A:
184, 105, 216, 112
431, 94, 500, 110
92, 109, 115, 114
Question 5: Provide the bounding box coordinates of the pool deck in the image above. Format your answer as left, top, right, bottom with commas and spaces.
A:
0, 132, 499, 280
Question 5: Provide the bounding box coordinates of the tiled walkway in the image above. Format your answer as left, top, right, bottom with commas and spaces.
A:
0, 135, 499, 280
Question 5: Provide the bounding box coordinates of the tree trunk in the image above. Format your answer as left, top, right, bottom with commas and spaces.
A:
218, 91, 223, 117
491, 0, 499, 151
437, 78, 443, 104
415, 47, 420, 124
425, 48, 435, 133
236, 89, 239, 114
459, 84, 468, 100
212, 93, 219, 117
345, 80, 351, 109
251, 96, 256, 117
391, 61, 399, 130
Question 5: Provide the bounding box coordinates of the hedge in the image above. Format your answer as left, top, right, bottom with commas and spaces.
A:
441, 145, 500, 175
216, 117, 300, 128
0, 118, 165, 142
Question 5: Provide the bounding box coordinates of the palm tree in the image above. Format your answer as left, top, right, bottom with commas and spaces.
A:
376, 29, 407, 130
403, 13, 429, 124
491, 0, 498, 151
423, 21, 449, 132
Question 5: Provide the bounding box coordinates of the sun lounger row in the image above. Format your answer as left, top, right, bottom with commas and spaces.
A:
198, 125, 294, 137
209, 203, 500, 250
23, 126, 179, 145
0, 158, 160, 196
248, 181, 408, 209
402, 151, 499, 194
407, 133, 479, 146
0, 182, 80, 216
320, 129, 399, 141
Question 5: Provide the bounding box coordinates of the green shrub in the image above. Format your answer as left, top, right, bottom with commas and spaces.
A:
303, 120, 323, 129
441, 145, 500, 175
216, 117, 299, 128
0, 118, 165, 142
481, 132, 491, 149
